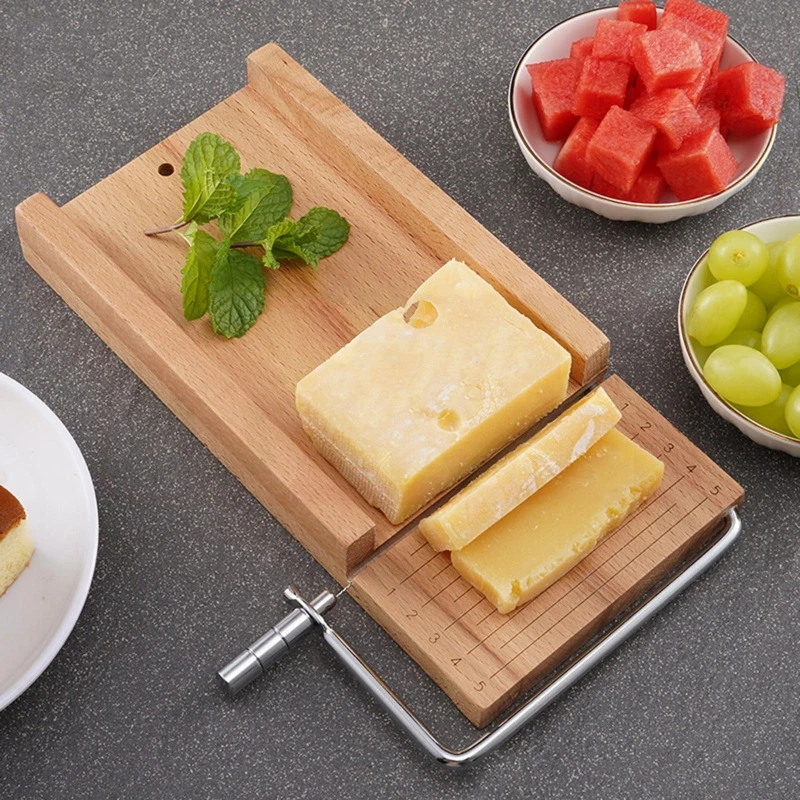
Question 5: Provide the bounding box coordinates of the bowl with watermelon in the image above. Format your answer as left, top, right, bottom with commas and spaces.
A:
509, 0, 786, 222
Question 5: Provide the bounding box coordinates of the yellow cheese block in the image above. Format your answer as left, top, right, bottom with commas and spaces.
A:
451, 429, 664, 613
296, 259, 572, 524
419, 387, 621, 552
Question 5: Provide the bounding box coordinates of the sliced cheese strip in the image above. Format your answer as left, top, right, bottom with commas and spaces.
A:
451, 429, 664, 614
296, 259, 571, 524
419, 387, 621, 551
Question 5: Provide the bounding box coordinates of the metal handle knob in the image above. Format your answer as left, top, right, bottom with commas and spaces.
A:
218, 589, 336, 695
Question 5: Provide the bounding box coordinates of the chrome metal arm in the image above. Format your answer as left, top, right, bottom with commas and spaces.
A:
219, 508, 741, 768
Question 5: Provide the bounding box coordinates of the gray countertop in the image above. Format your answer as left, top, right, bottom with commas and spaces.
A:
1, 1, 798, 797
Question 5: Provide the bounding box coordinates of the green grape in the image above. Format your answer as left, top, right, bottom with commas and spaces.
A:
736, 384, 796, 438
704, 345, 781, 406
690, 338, 715, 368
750, 241, 787, 307
787, 386, 800, 438
735, 290, 767, 332
771, 296, 799, 314
687, 280, 747, 346
777, 233, 800, 298
707, 230, 769, 285
761, 302, 800, 369
720, 329, 762, 349
780, 360, 800, 387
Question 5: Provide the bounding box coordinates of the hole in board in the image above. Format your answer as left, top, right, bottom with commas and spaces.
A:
158, 163, 175, 176
403, 299, 438, 328
437, 409, 460, 431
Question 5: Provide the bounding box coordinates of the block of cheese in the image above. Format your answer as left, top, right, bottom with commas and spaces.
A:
296, 260, 572, 524
419, 387, 621, 552
0, 486, 34, 597
451, 429, 664, 613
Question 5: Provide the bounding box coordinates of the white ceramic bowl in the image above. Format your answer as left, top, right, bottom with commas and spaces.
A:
678, 215, 800, 456
508, 7, 777, 223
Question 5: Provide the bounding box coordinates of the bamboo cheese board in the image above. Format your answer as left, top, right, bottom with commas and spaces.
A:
16, 44, 743, 743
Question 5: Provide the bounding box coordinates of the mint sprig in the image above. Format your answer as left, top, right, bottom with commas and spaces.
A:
144, 133, 350, 339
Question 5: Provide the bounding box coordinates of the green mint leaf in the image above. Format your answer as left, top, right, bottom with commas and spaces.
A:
260, 219, 297, 270
218, 168, 293, 243
180, 133, 241, 224
180, 223, 218, 321
209, 241, 266, 338
290, 207, 350, 264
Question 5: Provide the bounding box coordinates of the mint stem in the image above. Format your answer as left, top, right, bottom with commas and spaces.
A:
144, 219, 190, 236
229, 241, 261, 249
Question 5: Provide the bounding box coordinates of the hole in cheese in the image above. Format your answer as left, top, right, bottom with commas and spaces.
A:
403, 299, 438, 328
437, 409, 460, 431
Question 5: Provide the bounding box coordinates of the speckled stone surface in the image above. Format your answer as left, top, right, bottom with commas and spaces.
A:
0, 0, 798, 797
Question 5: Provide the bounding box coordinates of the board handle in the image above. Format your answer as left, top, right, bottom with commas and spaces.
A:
218, 508, 741, 767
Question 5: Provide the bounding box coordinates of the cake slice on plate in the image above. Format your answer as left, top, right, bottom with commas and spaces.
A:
0, 485, 34, 597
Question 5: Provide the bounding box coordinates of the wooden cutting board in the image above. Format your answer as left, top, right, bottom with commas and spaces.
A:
15, 44, 742, 728
15, 43, 608, 584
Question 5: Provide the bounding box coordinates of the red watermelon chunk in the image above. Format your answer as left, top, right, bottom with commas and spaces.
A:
570, 37, 595, 65
527, 59, 582, 141
716, 62, 786, 135
659, 14, 726, 74
554, 117, 600, 189
632, 29, 703, 94
592, 19, 648, 65
630, 161, 667, 202
573, 57, 632, 120
631, 88, 702, 151
586, 106, 658, 192
657, 126, 737, 199
592, 173, 630, 200
592, 159, 666, 203
695, 102, 724, 135
663, 0, 729, 40
618, 1, 658, 31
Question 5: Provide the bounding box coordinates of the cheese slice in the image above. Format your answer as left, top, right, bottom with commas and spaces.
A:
420, 387, 622, 551
451, 429, 664, 613
296, 260, 572, 524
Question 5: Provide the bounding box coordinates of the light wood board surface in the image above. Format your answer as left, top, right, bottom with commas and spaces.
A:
351, 376, 743, 727
15, 43, 609, 584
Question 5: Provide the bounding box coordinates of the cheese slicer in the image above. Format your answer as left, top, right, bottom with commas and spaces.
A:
217, 507, 740, 768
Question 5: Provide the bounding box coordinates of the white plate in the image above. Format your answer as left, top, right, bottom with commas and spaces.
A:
0, 372, 98, 711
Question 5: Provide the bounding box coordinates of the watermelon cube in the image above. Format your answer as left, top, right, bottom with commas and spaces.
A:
592, 159, 666, 203
659, 14, 726, 74
618, 0, 657, 31
570, 37, 595, 65
527, 59, 582, 141
716, 62, 786, 136
698, 72, 718, 107
586, 106, 658, 192
657, 126, 737, 200
572, 57, 632, 120
592, 19, 648, 65
592, 173, 630, 200
632, 29, 703, 94
663, 0, 729, 40
554, 118, 600, 189
695, 102, 723, 135
631, 88, 702, 151
629, 161, 667, 202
